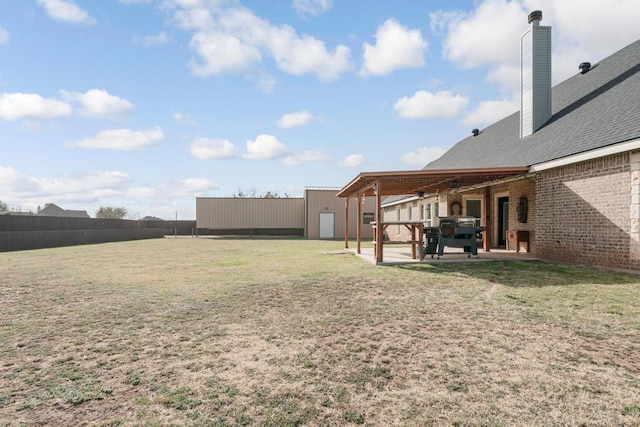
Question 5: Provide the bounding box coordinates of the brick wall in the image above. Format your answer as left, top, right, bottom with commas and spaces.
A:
535, 153, 631, 269
497, 177, 536, 253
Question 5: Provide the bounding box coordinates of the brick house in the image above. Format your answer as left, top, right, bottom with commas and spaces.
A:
338, 12, 640, 270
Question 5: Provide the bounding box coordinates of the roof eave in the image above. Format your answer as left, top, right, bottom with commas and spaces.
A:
337, 166, 530, 199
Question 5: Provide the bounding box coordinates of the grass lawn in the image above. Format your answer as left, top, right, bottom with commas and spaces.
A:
1, 237, 639, 426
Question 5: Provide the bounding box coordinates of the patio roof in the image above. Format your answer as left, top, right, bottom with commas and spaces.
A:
336, 167, 530, 198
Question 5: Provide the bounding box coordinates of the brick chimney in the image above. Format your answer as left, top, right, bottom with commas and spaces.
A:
520, 10, 551, 138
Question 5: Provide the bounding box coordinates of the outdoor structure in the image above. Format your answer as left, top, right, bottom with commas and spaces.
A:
196, 188, 376, 239
304, 187, 376, 239
36, 203, 90, 218
338, 11, 640, 270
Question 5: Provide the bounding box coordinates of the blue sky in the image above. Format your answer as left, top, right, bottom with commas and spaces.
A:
1, 0, 639, 219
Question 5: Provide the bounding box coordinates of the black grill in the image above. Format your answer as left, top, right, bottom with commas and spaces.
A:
424, 216, 485, 259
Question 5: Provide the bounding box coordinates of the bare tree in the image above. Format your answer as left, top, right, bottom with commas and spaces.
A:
0, 200, 8, 214
232, 188, 291, 198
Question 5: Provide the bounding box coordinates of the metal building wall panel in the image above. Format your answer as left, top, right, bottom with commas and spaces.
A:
305, 189, 375, 239
196, 198, 305, 229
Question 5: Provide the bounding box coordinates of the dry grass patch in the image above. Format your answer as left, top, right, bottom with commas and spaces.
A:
1, 237, 639, 425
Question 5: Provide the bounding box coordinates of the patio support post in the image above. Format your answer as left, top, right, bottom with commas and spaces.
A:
375, 179, 383, 263
344, 197, 350, 249
356, 193, 362, 254
483, 186, 491, 251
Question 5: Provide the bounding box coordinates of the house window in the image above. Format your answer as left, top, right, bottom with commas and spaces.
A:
419, 204, 424, 221
466, 199, 482, 227
408, 205, 413, 221
396, 208, 401, 234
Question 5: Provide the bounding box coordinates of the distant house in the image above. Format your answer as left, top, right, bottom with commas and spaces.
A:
338, 11, 640, 270
36, 203, 90, 218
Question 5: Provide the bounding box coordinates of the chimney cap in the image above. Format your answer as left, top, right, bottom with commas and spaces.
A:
579, 62, 591, 74
528, 10, 542, 24
472, 129, 480, 137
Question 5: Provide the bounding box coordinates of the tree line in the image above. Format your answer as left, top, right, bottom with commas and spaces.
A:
232, 188, 292, 198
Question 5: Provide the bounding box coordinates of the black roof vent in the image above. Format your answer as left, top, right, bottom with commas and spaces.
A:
579, 62, 591, 74
528, 10, 542, 24
472, 129, 480, 137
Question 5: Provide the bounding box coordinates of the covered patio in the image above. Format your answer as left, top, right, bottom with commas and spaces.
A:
336, 167, 530, 264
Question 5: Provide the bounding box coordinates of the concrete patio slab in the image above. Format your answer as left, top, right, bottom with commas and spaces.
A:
349, 246, 539, 266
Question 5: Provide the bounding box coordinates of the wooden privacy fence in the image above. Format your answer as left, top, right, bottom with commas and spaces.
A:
0, 228, 165, 252
0, 216, 178, 252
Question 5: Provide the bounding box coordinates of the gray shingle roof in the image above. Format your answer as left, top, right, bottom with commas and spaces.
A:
425, 39, 640, 170
36, 203, 90, 218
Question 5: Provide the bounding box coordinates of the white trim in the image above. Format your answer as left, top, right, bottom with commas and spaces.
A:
530, 138, 640, 172
381, 195, 419, 208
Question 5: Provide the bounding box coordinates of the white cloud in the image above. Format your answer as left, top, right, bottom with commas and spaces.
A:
0, 92, 72, 121
394, 90, 468, 120
359, 19, 427, 77
60, 89, 135, 119
37, 0, 96, 25
339, 154, 366, 168
134, 32, 171, 46
0, 165, 217, 216
463, 98, 519, 127
20, 121, 42, 133
432, 0, 640, 92
118, 178, 219, 203
432, 1, 525, 70
266, 28, 352, 81
485, 63, 521, 94
65, 127, 164, 150
168, 1, 352, 81
250, 72, 277, 94
0, 166, 39, 196
0, 27, 9, 45
38, 171, 131, 195
283, 150, 331, 165
244, 134, 290, 160
292, 0, 332, 17
0, 166, 130, 205
277, 110, 313, 128
188, 30, 262, 75
127, 186, 158, 199
401, 147, 447, 167
135, 178, 219, 201
189, 137, 237, 159
175, 178, 219, 194
119, 0, 152, 3
173, 112, 197, 125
